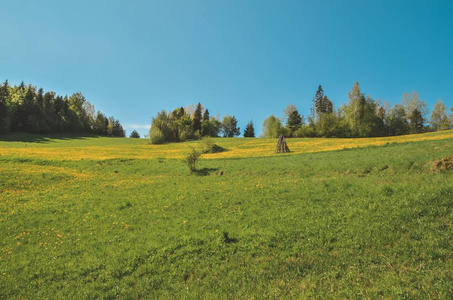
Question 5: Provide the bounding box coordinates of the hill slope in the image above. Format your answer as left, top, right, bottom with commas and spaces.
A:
0, 131, 452, 298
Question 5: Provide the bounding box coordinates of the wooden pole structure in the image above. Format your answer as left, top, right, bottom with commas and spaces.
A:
276, 135, 290, 153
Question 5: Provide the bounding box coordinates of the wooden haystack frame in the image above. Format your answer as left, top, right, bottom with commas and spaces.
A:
276, 135, 290, 153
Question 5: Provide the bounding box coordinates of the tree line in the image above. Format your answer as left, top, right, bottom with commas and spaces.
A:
262, 82, 453, 138
2, 79, 451, 141
149, 103, 253, 144
0, 80, 125, 136
150, 82, 452, 143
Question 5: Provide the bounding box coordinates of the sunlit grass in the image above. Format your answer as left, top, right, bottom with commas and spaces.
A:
0, 130, 452, 160
0, 130, 452, 298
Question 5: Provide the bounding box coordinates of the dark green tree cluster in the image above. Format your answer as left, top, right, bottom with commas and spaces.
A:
0, 80, 125, 136
129, 130, 140, 138
150, 103, 240, 144
264, 82, 452, 138
243, 121, 255, 137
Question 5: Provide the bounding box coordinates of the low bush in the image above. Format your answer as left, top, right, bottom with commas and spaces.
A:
183, 147, 201, 173
201, 137, 226, 154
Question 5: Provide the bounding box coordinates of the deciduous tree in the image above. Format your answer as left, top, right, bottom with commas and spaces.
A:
221, 115, 240, 137
262, 115, 286, 138
401, 92, 427, 131
345, 82, 366, 136
430, 99, 450, 131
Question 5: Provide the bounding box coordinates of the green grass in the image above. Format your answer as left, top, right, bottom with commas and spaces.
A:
0, 134, 452, 298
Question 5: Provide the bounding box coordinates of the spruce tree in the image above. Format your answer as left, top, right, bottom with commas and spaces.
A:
314, 85, 324, 118
130, 130, 140, 138
322, 95, 333, 114
202, 109, 209, 121
23, 87, 39, 132
193, 103, 203, 133
386, 104, 409, 136
313, 85, 334, 124
19, 81, 25, 92
286, 109, 302, 133
0, 80, 10, 133
409, 108, 424, 133
243, 121, 255, 137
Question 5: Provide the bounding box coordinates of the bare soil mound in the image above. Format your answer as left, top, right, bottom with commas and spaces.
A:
431, 155, 453, 172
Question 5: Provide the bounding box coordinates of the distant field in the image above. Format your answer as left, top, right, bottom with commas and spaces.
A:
0, 131, 452, 298
1, 130, 452, 160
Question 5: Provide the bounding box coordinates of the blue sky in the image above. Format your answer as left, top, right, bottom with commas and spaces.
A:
1, 0, 452, 137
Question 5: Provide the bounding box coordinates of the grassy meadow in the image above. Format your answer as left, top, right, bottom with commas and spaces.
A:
0, 131, 452, 298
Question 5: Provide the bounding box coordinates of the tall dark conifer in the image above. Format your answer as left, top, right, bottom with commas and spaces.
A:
286, 109, 302, 133
314, 85, 324, 118
0, 80, 10, 133
202, 109, 209, 121
1, 79, 124, 136
243, 121, 255, 137
409, 108, 424, 133
193, 103, 203, 133
18, 81, 25, 92
314, 85, 334, 123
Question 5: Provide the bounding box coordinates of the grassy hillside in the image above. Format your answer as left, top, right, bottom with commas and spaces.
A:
1, 131, 452, 298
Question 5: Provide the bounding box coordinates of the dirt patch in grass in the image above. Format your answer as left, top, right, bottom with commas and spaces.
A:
430, 155, 453, 173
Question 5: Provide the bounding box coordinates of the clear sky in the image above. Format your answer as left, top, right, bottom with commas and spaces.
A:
1, 0, 452, 137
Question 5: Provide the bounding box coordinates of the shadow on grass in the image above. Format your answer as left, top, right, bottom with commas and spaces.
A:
0, 132, 98, 143
193, 168, 219, 176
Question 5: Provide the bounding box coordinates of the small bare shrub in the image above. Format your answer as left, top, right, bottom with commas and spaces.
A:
183, 147, 201, 173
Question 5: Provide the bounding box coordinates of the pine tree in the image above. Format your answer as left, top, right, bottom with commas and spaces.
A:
322, 95, 333, 114
0, 80, 10, 133
23, 87, 39, 132
93, 111, 109, 135
18, 81, 25, 92
286, 109, 302, 133
313, 85, 333, 124
314, 85, 324, 120
130, 130, 140, 138
243, 121, 255, 137
192, 103, 203, 133
108, 117, 126, 137
202, 109, 209, 121
386, 104, 409, 136
409, 108, 424, 133
36, 88, 44, 109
